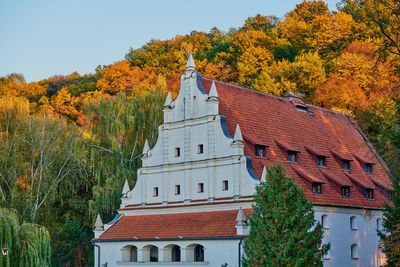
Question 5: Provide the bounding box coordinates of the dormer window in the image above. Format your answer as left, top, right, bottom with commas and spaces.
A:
288, 151, 297, 162
312, 183, 322, 194
198, 144, 204, 154
317, 156, 326, 167
175, 147, 181, 157
365, 163, 373, 174
366, 188, 374, 199
342, 186, 350, 197
255, 145, 266, 157
342, 160, 350, 171
175, 185, 181, 195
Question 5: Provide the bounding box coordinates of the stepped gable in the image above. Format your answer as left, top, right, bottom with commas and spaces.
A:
201, 77, 392, 209
96, 209, 253, 240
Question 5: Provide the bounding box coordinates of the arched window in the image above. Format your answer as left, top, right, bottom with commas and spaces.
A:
351, 244, 359, 259
121, 245, 137, 262
194, 245, 204, 262
150, 246, 158, 262
350, 216, 358, 230
172, 245, 181, 262
321, 214, 329, 229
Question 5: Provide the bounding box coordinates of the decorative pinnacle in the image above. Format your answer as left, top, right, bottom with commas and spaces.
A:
122, 179, 130, 197
164, 91, 172, 107
233, 124, 243, 142
143, 139, 150, 155
261, 166, 267, 183
236, 207, 247, 226
95, 214, 104, 231
208, 81, 219, 100
186, 54, 195, 70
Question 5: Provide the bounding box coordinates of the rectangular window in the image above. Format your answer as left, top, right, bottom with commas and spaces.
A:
222, 180, 229, 191
255, 145, 266, 157
175, 185, 181, 195
198, 144, 204, 154
312, 183, 322, 194
153, 187, 159, 197
288, 151, 297, 162
198, 183, 204, 193
175, 147, 180, 157
342, 160, 350, 170
341, 186, 350, 197
317, 156, 326, 167
366, 189, 374, 199
365, 163, 373, 174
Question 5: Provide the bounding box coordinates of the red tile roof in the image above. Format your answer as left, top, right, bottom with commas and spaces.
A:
201, 78, 392, 209
97, 209, 253, 240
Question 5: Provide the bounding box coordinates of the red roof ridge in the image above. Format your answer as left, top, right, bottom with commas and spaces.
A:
202, 77, 349, 116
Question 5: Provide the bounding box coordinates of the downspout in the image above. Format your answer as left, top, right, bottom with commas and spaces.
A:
92, 242, 100, 267
238, 236, 244, 267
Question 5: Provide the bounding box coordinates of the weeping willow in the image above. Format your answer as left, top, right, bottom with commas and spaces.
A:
0, 208, 51, 267
86, 91, 164, 222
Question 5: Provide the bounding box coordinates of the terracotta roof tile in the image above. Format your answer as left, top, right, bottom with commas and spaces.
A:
97, 209, 253, 240
201, 77, 392, 209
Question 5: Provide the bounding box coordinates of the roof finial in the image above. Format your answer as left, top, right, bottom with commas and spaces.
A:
261, 166, 267, 183
208, 81, 219, 100
122, 179, 130, 197
143, 139, 150, 155
186, 54, 195, 70
233, 124, 243, 142
164, 91, 172, 107
94, 214, 104, 231
236, 207, 247, 226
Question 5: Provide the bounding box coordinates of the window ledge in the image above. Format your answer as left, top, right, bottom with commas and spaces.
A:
117, 261, 210, 265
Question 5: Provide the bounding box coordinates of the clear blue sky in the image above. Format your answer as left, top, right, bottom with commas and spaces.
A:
0, 0, 339, 82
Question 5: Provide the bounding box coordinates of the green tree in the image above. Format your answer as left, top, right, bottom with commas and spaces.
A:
379, 99, 400, 266
87, 91, 164, 222
242, 163, 328, 266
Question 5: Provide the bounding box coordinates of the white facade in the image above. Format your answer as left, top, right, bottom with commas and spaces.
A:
94, 56, 385, 267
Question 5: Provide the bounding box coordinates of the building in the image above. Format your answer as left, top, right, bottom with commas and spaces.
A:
92, 55, 392, 266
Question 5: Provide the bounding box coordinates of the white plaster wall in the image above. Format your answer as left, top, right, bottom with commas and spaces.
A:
95, 239, 241, 267
315, 206, 383, 267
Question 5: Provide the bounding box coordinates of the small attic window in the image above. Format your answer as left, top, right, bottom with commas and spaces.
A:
317, 156, 326, 167
366, 189, 374, 199
342, 160, 350, 171
365, 163, 373, 174
255, 145, 266, 157
342, 186, 351, 197
288, 151, 297, 162
312, 183, 322, 194
198, 144, 204, 154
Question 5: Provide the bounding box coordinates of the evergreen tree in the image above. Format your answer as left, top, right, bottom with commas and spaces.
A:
380, 99, 400, 265
242, 163, 328, 266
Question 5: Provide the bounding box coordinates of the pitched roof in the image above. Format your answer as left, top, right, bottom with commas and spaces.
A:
201, 78, 392, 209
96, 209, 253, 241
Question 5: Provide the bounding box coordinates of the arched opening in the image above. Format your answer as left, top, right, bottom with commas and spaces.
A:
350, 216, 358, 230
377, 217, 382, 231
171, 245, 181, 262
142, 245, 158, 262
121, 245, 137, 262
150, 246, 158, 262
194, 245, 204, 262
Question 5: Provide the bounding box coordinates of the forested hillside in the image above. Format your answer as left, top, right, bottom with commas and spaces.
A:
0, 0, 399, 266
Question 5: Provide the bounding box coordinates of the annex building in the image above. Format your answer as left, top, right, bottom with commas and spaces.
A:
93, 55, 392, 267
